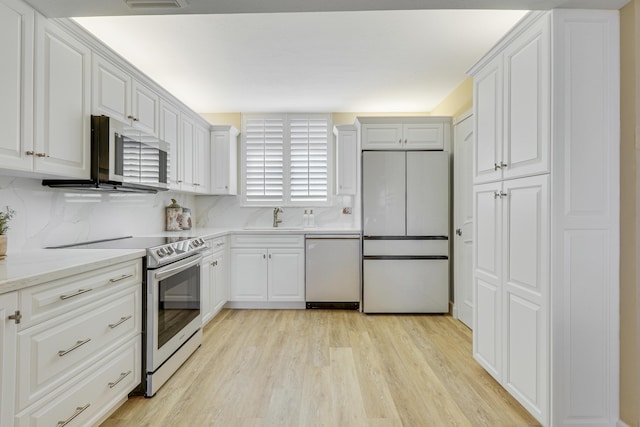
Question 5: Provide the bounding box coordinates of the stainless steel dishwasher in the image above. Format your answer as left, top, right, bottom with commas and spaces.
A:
305, 234, 361, 309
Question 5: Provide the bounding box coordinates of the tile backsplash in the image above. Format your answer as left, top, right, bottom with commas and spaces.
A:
0, 176, 195, 252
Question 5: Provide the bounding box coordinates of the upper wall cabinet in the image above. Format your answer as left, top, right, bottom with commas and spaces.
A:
34, 15, 91, 179
473, 16, 550, 184
160, 99, 181, 190
210, 125, 239, 195
357, 117, 451, 151
334, 124, 357, 195
0, 0, 34, 173
92, 54, 160, 137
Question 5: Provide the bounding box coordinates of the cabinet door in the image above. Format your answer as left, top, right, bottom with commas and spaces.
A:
132, 80, 159, 137
0, 0, 34, 172
502, 16, 550, 180
406, 151, 449, 236
230, 249, 268, 301
403, 123, 444, 150
180, 114, 195, 190
361, 123, 403, 150
473, 55, 503, 184
160, 100, 181, 190
200, 254, 213, 326
335, 128, 357, 195
502, 175, 549, 423
92, 54, 130, 123
0, 292, 18, 427
194, 123, 210, 193
267, 248, 304, 302
473, 182, 503, 381
211, 130, 230, 194
362, 151, 406, 236
212, 252, 228, 312
34, 16, 91, 178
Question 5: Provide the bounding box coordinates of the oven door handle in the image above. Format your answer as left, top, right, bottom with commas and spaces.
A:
154, 255, 203, 282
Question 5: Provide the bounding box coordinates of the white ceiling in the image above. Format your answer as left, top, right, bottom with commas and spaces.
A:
25, 0, 623, 114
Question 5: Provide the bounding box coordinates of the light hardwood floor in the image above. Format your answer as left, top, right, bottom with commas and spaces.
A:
101, 309, 539, 426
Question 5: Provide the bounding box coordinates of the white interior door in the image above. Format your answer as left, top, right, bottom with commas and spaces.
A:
454, 114, 474, 328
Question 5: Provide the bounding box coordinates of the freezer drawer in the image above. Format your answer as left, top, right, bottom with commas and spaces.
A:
305, 238, 360, 305
363, 258, 448, 313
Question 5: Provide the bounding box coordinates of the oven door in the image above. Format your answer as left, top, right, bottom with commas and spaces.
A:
147, 254, 202, 372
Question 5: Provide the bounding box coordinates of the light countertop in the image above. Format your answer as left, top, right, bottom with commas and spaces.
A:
0, 249, 145, 295
0, 227, 361, 295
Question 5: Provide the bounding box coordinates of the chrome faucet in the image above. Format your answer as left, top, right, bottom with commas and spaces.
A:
273, 207, 283, 228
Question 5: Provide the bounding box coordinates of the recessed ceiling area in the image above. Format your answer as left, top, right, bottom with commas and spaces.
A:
73, 10, 528, 113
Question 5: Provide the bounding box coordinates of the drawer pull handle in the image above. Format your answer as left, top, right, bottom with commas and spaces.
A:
59, 288, 92, 300
58, 338, 91, 357
215, 242, 224, 247
109, 274, 133, 283
108, 315, 132, 329
108, 370, 132, 388
57, 403, 90, 426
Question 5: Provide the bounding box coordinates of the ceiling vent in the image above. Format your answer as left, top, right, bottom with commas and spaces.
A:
124, 0, 188, 9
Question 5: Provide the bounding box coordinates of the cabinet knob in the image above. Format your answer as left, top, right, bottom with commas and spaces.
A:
398, 139, 402, 144
494, 163, 502, 171
500, 162, 508, 169
25, 150, 35, 156
127, 115, 134, 120
455, 228, 462, 236
263, 254, 266, 259
404, 139, 407, 144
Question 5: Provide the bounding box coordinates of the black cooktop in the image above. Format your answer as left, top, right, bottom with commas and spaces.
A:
49, 236, 195, 250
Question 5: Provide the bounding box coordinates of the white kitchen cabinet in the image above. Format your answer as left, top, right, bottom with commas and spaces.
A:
212, 250, 228, 313
358, 117, 449, 150
200, 252, 213, 324
194, 122, 210, 194
0, 292, 18, 427
210, 125, 239, 195
92, 53, 160, 137
230, 249, 268, 302
160, 99, 181, 190
469, 10, 619, 426
201, 237, 228, 326
34, 14, 91, 179
9, 258, 143, 426
473, 15, 550, 184
0, 0, 34, 173
334, 124, 357, 195
230, 235, 305, 306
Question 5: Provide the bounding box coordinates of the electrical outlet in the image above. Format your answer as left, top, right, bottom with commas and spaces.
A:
342, 207, 352, 215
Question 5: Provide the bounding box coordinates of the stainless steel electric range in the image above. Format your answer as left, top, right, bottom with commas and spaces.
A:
53, 235, 207, 397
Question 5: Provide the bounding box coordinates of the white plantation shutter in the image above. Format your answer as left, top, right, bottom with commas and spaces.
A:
243, 113, 330, 205
290, 116, 328, 201
244, 116, 284, 201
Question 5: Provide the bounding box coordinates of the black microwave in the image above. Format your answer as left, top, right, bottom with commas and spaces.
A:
43, 115, 169, 193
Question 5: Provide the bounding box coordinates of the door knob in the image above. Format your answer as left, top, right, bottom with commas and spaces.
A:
455, 228, 462, 236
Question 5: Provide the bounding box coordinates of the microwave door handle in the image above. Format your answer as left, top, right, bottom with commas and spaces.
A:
154, 256, 202, 282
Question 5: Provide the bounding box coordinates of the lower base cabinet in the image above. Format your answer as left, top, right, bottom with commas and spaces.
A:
230, 235, 305, 305
201, 237, 228, 326
3, 258, 143, 427
1, 292, 18, 427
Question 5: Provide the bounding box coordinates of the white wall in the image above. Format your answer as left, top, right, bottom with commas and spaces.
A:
0, 176, 195, 252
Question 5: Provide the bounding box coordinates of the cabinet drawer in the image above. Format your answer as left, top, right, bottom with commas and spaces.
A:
207, 236, 227, 252
231, 234, 304, 248
16, 337, 140, 427
19, 258, 142, 329
16, 286, 140, 410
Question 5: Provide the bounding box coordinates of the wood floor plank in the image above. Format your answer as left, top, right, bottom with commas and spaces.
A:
101, 309, 541, 427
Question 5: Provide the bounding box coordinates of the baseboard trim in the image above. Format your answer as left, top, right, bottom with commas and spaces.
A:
617, 419, 632, 427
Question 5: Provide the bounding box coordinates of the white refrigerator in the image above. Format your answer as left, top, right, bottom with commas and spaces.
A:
362, 151, 449, 313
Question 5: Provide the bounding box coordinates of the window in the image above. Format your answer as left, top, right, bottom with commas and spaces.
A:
242, 113, 331, 205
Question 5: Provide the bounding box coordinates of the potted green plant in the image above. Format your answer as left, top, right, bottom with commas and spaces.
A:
0, 206, 16, 259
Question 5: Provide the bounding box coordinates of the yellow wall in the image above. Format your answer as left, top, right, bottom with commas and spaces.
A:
430, 77, 473, 118
620, 1, 639, 425
199, 112, 242, 129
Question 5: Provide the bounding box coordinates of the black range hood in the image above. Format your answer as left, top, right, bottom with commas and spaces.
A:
41, 179, 166, 193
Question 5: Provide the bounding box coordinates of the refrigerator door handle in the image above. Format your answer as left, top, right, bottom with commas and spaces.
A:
363, 255, 448, 260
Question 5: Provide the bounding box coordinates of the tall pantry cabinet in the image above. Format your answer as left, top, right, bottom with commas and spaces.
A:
468, 10, 619, 427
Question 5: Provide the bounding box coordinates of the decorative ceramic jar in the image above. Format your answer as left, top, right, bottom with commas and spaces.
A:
166, 199, 182, 231
180, 207, 192, 230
